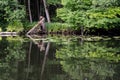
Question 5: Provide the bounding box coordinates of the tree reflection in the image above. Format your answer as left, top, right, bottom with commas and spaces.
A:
27, 35, 51, 80
0, 36, 26, 80
1, 35, 120, 80
56, 39, 120, 80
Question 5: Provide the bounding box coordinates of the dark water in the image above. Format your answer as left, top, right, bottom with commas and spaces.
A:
0, 35, 120, 80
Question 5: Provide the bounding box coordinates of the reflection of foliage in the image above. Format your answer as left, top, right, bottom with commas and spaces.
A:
0, 36, 26, 80
47, 35, 78, 45
0, 37, 8, 58
5, 42, 25, 61
56, 40, 120, 61
60, 59, 115, 80
56, 39, 120, 80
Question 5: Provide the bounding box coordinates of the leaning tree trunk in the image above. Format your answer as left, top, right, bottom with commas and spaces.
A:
43, 0, 51, 23
28, 0, 33, 23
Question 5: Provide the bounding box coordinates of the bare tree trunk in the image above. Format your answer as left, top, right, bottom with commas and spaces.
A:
36, 0, 40, 19
28, 0, 33, 23
42, 0, 51, 23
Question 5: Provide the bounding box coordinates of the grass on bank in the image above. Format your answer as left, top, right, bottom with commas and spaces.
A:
46, 22, 74, 32
6, 21, 24, 32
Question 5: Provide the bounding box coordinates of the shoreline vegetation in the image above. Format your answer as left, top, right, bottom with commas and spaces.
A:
0, 0, 120, 37
25, 33, 120, 43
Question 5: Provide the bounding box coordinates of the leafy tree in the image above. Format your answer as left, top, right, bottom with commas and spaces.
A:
57, 0, 120, 34
0, 0, 25, 31
47, 0, 61, 5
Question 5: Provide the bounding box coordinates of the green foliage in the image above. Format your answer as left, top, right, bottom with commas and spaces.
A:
46, 22, 73, 32
5, 7, 25, 22
57, 0, 92, 29
57, 8, 69, 21
0, 0, 25, 31
85, 7, 120, 29
23, 21, 37, 31
7, 21, 24, 32
92, 0, 120, 7
57, 0, 120, 32
47, 0, 61, 5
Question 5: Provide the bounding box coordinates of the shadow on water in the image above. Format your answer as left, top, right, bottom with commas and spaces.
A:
0, 35, 120, 80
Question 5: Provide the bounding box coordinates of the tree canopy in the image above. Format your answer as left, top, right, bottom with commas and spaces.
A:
57, 0, 120, 32
0, 0, 120, 34
0, 0, 25, 31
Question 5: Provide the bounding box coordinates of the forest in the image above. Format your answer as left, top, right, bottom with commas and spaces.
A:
1, 0, 120, 79
0, 0, 120, 36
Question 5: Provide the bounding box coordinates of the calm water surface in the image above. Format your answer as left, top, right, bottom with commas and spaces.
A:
0, 35, 120, 80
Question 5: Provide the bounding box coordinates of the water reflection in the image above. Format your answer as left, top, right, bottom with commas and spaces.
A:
0, 35, 120, 80
0, 36, 26, 80
27, 35, 51, 80
27, 35, 47, 52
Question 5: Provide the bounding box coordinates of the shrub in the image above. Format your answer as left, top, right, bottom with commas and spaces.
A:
7, 21, 23, 32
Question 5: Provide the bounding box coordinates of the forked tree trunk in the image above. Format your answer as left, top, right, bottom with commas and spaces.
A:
42, 0, 51, 23
28, 0, 33, 23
